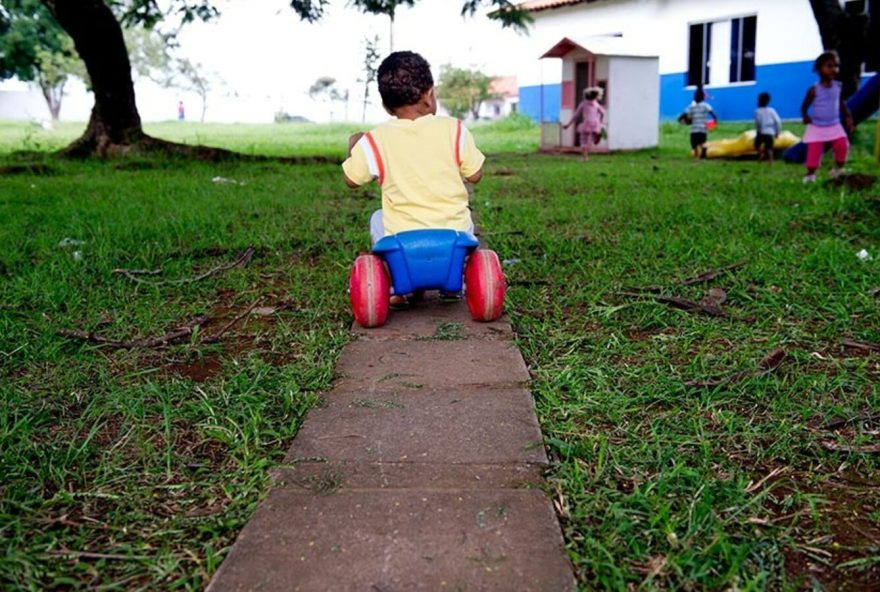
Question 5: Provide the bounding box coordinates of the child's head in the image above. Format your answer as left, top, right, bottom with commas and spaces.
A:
693, 88, 705, 103
584, 88, 600, 101
758, 92, 771, 107
377, 51, 435, 115
813, 50, 840, 78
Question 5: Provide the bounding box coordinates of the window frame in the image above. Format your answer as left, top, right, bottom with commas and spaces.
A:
686, 13, 758, 89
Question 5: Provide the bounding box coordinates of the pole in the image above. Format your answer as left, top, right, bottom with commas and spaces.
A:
875, 92, 880, 162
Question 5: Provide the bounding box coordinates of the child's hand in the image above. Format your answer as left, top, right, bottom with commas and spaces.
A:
347, 132, 364, 156
802, 114, 812, 125
845, 116, 854, 133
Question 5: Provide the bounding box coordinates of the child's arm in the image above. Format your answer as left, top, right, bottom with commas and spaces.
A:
457, 122, 486, 185
347, 132, 363, 156
563, 101, 582, 129
465, 169, 483, 184
773, 108, 782, 136
801, 87, 815, 124
342, 132, 374, 188
342, 132, 364, 187
709, 109, 718, 122
840, 95, 854, 132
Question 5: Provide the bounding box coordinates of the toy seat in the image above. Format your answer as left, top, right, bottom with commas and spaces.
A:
372, 229, 479, 295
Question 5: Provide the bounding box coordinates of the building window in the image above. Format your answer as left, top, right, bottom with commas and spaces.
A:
688, 15, 756, 86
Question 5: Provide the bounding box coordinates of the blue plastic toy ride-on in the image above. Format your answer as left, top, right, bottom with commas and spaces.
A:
349, 229, 506, 328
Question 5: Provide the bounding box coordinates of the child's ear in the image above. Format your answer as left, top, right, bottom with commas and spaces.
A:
422, 88, 437, 113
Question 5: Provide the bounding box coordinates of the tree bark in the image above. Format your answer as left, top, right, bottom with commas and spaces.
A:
808, 0, 869, 99
41, 0, 144, 156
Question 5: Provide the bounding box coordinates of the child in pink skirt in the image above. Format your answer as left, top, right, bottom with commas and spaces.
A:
800, 50, 854, 183
563, 88, 605, 161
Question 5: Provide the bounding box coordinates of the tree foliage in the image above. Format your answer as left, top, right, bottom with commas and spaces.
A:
436, 65, 496, 120
31, 0, 531, 156
0, 0, 85, 119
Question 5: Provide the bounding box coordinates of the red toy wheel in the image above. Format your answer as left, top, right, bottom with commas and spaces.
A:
465, 249, 506, 322
349, 254, 390, 328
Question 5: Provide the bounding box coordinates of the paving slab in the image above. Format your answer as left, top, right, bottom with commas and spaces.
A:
334, 339, 530, 390
206, 489, 576, 592
285, 387, 546, 466
351, 297, 513, 341
271, 461, 545, 491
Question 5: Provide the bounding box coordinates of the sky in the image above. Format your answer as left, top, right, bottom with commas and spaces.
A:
165, 0, 530, 123
0, 0, 534, 124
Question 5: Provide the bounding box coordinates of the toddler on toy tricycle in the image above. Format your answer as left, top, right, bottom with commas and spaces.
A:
341, 51, 505, 328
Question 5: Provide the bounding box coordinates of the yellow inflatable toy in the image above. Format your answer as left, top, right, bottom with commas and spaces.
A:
704, 130, 801, 159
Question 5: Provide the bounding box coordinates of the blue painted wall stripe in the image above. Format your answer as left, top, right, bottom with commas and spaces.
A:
520, 60, 874, 122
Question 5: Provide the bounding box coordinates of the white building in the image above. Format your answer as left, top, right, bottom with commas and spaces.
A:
477, 76, 519, 120
514, 0, 868, 122
539, 36, 659, 151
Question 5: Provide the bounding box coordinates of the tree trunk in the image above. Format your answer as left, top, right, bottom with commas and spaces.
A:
808, 0, 869, 99
41, 0, 144, 156
38, 78, 64, 121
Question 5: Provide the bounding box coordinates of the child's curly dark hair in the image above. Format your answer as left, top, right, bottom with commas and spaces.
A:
377, 51, 434, 110
813, 50, 839, 72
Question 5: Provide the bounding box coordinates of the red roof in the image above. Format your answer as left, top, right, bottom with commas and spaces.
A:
519, 0, 595, 13
489, 76, 518, 98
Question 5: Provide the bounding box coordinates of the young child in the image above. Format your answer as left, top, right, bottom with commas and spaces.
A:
342, 51, 485, 305
563, 88, 605, 161
800, 50, 854, 183
754, 92, 782, 162
678, 88, 718, 158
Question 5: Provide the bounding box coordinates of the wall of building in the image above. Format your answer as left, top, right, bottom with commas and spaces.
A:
517, 0, 827, 122
608, 57, 659, 149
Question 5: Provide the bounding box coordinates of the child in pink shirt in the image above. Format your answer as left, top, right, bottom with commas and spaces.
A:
563, 88, 605, 161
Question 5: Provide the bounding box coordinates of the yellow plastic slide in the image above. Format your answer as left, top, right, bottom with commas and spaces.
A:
704, 130, 801, 159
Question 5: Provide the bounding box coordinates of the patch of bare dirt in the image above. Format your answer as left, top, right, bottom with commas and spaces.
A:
748, 465, 880, 591
826, 173, 877, 191
164, 356, 224, 382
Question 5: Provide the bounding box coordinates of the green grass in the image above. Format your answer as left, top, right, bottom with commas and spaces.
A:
1, 115, 879, 590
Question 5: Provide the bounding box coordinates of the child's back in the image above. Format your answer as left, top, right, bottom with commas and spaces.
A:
344, 114, 482, 235
342, 51, 484, 241
687, 101, 713, 132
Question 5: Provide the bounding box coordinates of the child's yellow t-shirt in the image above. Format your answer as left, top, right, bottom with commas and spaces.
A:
342, 114, 485, 237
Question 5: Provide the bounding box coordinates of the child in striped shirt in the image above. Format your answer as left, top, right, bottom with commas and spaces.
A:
678, 88, 718, 158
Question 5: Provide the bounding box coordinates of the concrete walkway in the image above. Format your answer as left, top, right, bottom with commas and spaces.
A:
208, 296, 576, 591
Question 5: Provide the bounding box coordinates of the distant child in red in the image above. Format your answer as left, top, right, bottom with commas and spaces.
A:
563, 88, 605, 161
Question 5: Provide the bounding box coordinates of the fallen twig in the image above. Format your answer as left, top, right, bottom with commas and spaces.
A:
842, 339, 880, 354
681, 261, 747, 286
113, 246, 255, 286
44, 549, 148, 561
819, 441, 880, 454
684, 347, 787, 388
201, 298, 263, 344
58, 315, 209, 349
615, 291, 726, 317
110, 268, 161, 276
745, 466, 788, 493
507, 279, 551, 287
822, 413, 880, 431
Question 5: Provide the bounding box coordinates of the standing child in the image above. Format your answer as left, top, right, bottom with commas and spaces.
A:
800, 50, 854, 182
342, 51, 485, 306
754, 92, 782, 162
678, 88, 718, 158
563, 88, 605, 161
